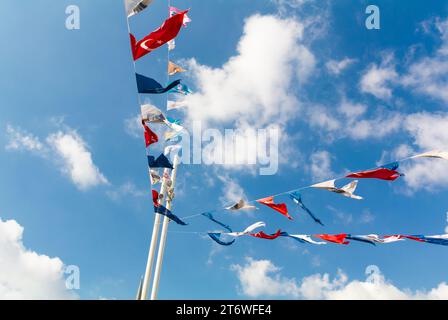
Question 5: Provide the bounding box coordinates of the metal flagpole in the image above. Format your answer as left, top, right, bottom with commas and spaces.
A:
135, 276, 144, 300
140, 168, 170, 300
150, 154, 180, 300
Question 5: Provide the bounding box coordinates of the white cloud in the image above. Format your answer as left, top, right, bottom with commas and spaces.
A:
106, 182, 146, 201
231, 257, 448, 299
345, 112, 403, 140
307, 99, 402, 141
401, 17, 448, 103
338, 100, 367, 120
183, 14, 314, 127
5, 125, 45, 152
124, 114, 142, 139
360, 57, 398, 100
326, 58, 356, 75
230, 257, 301, 298
309, 150, 334, 181
47, 131, 108, 190
394, 112, 448, 192
6, 124, 108, 191
0, 218, 76, 299
307, 105, 341, 132
217, 173, 247, 206
272, 0, 313, 7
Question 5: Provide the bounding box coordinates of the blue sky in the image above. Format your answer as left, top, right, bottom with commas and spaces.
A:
1, 0, 448, 299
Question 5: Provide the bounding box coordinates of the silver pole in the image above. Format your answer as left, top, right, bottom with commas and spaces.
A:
150, 155, 180, 300
140, 168, 169, 300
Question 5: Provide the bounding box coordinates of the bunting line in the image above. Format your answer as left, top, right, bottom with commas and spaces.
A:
179, 152, 447, 222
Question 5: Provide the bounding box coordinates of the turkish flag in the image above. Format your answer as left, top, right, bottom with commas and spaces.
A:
250, 230, 282, 240
130, 10, 188, 60
315, 234, 349, 245
142, 121, 158, 147
346, 168, 402, 181
256, 196, 292, 220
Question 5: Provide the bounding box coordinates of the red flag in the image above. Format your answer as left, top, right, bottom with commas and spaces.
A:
400, 235, 426, 242
315, 234, 349, 245
152, 190, 160, 207
142, 121, 158, 147
256, 196, 292, 220
130, 10, 188, 61
346, 168, 401, 181
250, 230, 282, 240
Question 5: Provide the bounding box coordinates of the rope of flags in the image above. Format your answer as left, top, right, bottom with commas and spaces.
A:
168, 221, 448, 247
123, 1, 448, 250
175, 151, 448, 247
124, 0, 193, 215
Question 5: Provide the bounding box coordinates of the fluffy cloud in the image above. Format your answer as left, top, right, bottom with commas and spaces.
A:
326, 58, 356, 75
0, 218, 76, 299
401, 18, 448, 103
106, 182, 146, 201
231, 257, 448, 299
309, 150, 334, 181
230, 257, 301, 298
217, 173, 247, 206
392, 112, 448, 192
47, 131, 108, 190
307, 99, 402, 141
5, 124, 44, 152
176, 14, 313, 173
360, 56, 398, 100
124, 114, 142, 139
183, 14, 314, 127
5, 124, 108, 191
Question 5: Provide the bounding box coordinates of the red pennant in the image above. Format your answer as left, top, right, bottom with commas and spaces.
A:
346, 168, 401, 181
152, 190, 160, 207
142, 121, 158, 147
131, 10, 188, 61
250, 230, 282, 240
400, 235, 426, 242
315, 234, 349, 245
256, 196, 292, 220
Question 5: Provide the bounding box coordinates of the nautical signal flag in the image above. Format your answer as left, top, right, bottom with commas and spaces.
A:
315, 234, 350, 245
147, 154, 174, 169
130, 10, 188, 60
250, 230, 282, 240
346, 162, 403, 181
256, 196, 292, 220
289, 192, 324, 226
136, 74, 181, 94
126, 0, 154, 17
169, 6, 192, 26
311, 179, 363, 200
168, 61, 186, 76
142, 121, 158, 147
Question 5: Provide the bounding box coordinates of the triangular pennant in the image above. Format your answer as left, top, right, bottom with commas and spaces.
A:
136, 74, 181, 94
168, 61, 187, 76
142, 121, 158, 147
289, 192, 323, 226
147, 154, 174, 169
256, 196, 292, 220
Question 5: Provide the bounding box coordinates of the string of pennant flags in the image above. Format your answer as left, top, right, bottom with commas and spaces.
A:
166, 151, 448, 247
123, 1, 448, 251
